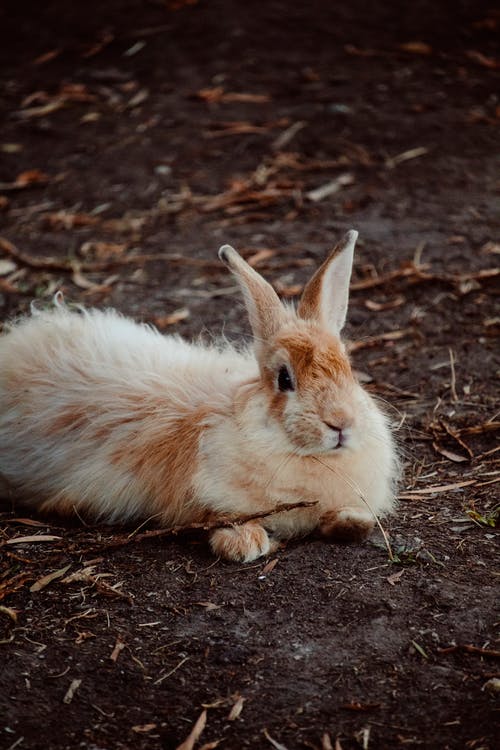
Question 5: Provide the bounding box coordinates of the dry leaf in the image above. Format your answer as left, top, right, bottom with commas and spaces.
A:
260, 559, 278, 576
246, 248, 276, 267
17, 100, 65, 118
154, 308, 190, 327
385, 147, 429, 169
227, 695, 245, 721
15, 169, 50, 187
481, 241, 500, 255
399, 479, 476, 499
365, 295, 405, 311
127, 88, 149, 108
1, 143, 23, 153
7, 534, 62, 545
176, 710, 207, 750
195, 87, 270, 104
466, 50, 499, 69
33, 49, 61, 65
132, 723, 157, 733
348, 328, 413, 352
263, 729, 290, 750
195, 601, 222, 611
0, 605, 18, 623
399, 41, 432, 55
102, 216, 146, 234
43, 211, 98, 230
110, 636, 126, 662
0, 259, 17, 276
5, 518, 48, 527
30, 564, 72, 592
82, 31, 114, 58
432, 443, 469, 463
59, 83, 96, 102
306, 173, 354, 202
80, 241, 127, 259
63, 678, 82, 705
354, 726, 371, 750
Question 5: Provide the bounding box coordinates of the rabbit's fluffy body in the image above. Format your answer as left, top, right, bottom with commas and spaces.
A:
0, 232, 398, 561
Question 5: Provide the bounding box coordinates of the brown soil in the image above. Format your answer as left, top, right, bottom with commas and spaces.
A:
0, 2, 499, 749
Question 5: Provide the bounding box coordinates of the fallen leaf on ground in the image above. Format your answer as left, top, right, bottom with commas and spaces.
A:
348, 328, 413, 351
110, 636, 126, 662
6, 534, 62, 544
82, 31, 114, 58
465, 50, 499, 69
176, 709, 207, 750
306, 173, 354, 202
195, 87, 270, 104
132, 724, 157, 733
43, 211, 99, 230
227, 695, 245, 721
246, 248, 276, 267
365, 295, 405, 311
260, 559, 278, 576
264, 730, 290, 750
30, 564, 72, 593
0, 259, 17, 275
399, 479, 476, 498
154, 308, 190, 327
15, 169, 50, 187
399, 41, 432, 55
0, 605, 18, 622
385, 147, 429, 169
432, 443, 469, 463
33, 49, 61, 65
204, 118, 289, 138
63, 678, 82, 704
80, 241, 127, 259
16, 99, 65, 118
195, 602, 222, 611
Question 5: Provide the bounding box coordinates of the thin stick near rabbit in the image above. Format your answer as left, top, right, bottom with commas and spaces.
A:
0, 230, 399, 561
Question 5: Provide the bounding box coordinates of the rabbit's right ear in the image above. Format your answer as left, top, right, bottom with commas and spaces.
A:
219, 245, 287, 346
297, 230, 357, 335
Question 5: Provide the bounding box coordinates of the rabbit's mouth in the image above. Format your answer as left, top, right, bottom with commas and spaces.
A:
284, 423, 354, 456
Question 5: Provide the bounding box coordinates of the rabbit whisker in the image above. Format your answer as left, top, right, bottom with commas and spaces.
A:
264, 450, 296, 492
310, 455, 395, 561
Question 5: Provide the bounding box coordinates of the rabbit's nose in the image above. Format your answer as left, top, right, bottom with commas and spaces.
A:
323, 422, 344, 448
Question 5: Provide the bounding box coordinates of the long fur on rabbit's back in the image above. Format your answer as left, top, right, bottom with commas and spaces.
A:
0, 305, 255, 525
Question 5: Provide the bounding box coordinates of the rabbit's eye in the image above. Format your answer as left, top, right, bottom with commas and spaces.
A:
277, 365, 294, 392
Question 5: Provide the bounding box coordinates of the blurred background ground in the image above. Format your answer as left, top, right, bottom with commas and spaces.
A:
0, 2, 498, 749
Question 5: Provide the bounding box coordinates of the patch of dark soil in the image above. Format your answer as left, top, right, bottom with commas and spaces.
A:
0, 1, 498, 749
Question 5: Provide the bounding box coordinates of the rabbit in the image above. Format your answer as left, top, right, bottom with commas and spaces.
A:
0, 230, 398, 561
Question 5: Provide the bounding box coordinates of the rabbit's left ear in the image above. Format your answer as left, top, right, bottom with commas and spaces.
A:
219, 244, 288, 347
297, 230, 357, 335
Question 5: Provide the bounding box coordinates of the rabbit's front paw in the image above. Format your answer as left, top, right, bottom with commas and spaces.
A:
209, 522, 274, 562
319, 508, 374, 543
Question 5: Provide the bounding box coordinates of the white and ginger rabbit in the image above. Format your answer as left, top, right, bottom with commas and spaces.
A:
0, 230, 398, 561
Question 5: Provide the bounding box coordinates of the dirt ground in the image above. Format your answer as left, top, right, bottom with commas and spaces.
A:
0, 1, 499, 749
